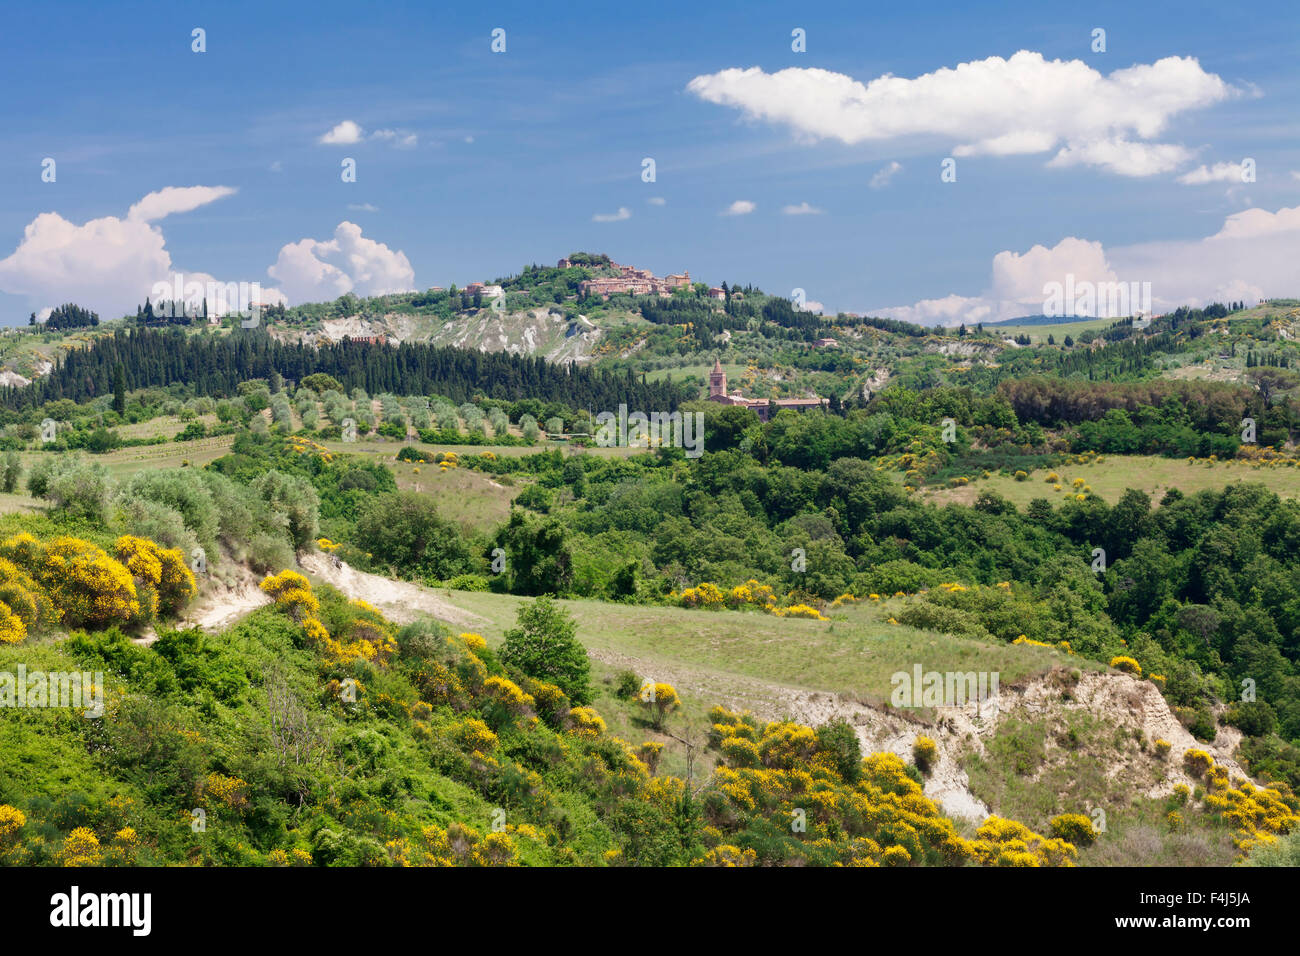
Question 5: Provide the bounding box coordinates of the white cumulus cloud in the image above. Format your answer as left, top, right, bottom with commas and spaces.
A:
320, 120, 364, 145
688, 51, 1232, 176
592, 207, 631, 222
267, 221, 415, 304
782, 202, 823, 215
870, 205, 1300, 325
1046, 139, 1192, 177
126, 185, 238, 223
723, 200, 756, 216
1177, 161, 1250, 185
0, 186, 240, 319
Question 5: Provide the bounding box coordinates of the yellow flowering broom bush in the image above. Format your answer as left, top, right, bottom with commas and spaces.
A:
696, 706, 1072, 867
0, 534, 143, 630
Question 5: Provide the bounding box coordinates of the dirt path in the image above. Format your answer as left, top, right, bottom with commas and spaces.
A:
189, 574, 271, 631
179, 554, 487, 635
298, 552, 487, 629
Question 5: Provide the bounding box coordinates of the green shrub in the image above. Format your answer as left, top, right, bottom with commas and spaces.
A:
0, 451, 24, 494
912, 735, 938, 774
499, 596, 590, 705
46, 460, 111, 523
354, 491, 471, 580
817, 720, 862, 783
445, 573, 489, 592
615, 669, 641, 699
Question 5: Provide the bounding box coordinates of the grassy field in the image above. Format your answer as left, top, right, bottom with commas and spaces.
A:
923, 454, 1300, 506
0, 490, 43, 514
318, 437, 639, 460
113, 413, 218, 441
992, 316, 1116, 344
7, 434, 237, 493
435, 589, 1077, 709
409, 588, 1086, 781
389, 461, 517, 532
0, 426, 643, 521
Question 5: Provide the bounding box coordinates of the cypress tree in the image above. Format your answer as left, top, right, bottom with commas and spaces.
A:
112, 362, 126, 415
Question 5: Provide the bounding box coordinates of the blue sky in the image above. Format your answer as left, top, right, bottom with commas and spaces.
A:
1, 0, 1297, 325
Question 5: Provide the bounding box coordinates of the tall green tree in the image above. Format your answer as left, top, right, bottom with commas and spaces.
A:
499, 596, 590, 704
112, 362, 127, 416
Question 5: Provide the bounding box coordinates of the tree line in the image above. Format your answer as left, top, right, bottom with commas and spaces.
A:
0, 328, 693, 411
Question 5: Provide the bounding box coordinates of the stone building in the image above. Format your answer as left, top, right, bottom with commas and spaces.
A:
706, 359, 827, 422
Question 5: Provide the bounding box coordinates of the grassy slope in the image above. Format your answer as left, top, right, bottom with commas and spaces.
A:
442, 592, 1071, 704
992, 316, 1115, 344
404, 588, 1087, 783
964, 713, 1240, 866
922, 454, 1300, 506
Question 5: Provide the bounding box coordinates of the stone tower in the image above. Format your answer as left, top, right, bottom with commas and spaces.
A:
708, 358, 727, 399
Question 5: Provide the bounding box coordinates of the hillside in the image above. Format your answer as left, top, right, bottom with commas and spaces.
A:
3, 530, 1289, 868
298, 553, 1258, 845
0, 554, 1091, 868
7, 255, 1300, 416
2, 263, 1300, 871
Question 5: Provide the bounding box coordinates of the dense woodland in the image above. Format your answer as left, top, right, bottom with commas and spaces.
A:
30, 303, 99, 330
0, 328, 691, 413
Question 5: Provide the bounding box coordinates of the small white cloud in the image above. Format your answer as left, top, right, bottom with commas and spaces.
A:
592, 207, 632, 223
1047, 138, 1192, 177
371, 128, 418, 149
782, 201, 823, 215
319, 120, 364, 145
869, 161, 902, 189
1291, 170, 1300, 182
126, 186, 237, 223
464, 135, 474, 144
270, 160, 283, 173
647, 197, 667, 206
1178, 161, 1249, 185
723, 200, 756, 216
347, 203, 379, 212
